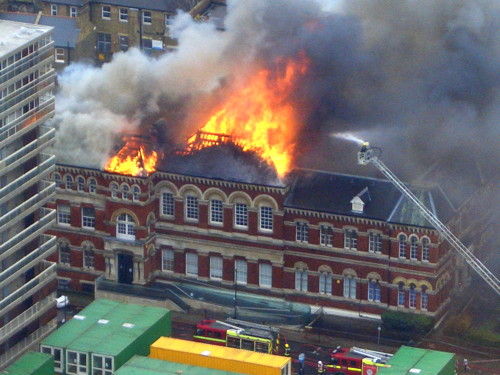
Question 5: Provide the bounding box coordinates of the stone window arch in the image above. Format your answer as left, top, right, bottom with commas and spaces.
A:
76, 176, 85, 191
121, 183, 131, 200
342, 268, 357, 299
409, 235, 419, 259
110, 182, 119, 198
64, 174, 73, 189
132, 185, 141, 201
398, 233, 407, 257
318, 265, 333, 295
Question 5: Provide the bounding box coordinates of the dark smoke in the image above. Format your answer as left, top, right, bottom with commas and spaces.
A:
52, 0, 499, 202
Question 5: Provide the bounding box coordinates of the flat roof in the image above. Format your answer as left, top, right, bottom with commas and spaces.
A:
150, 337, 290, 368
1, 351, 53, 375
378, 346, 456, 375
0, 20, 51, 57
116, 355, 245, 375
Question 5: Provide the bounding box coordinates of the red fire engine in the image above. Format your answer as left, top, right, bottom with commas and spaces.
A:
193, 318, 285, 354
326, 346, 392, 375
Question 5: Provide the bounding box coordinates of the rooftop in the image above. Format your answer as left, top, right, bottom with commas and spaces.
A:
0, 13, 80, 48
378, 346, 456, 375
0, 19, 51, 57
92, 0, 194, 12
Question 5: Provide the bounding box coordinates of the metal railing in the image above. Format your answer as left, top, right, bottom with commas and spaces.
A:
0, 292, 56, 344
0, 181, 55, 232
0, 234, 56, 288
0, 318, 57, 369
0, 156, 55, 204
0, 261, 56, 317
0, 208, 55, 261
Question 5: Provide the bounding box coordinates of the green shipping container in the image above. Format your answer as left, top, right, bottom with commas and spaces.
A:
378, 346, 456, 375
1, 351, 53, 375
116, 355, 247, 375
40, 299, 171, 375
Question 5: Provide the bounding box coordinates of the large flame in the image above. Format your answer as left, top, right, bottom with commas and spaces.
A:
104, 138, 159, 176
196, 54, 309, 177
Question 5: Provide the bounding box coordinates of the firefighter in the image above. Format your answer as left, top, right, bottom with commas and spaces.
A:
284, 343, 291, 357
318, 360, 326, 375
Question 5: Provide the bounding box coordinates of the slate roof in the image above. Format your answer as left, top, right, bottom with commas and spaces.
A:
40, 0, 85, 6
92, 0, 193, 12
285, 169, 456, 228
0, 13, 80, 48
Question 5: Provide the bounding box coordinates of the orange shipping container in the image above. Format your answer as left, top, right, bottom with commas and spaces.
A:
149, 337, 291, 375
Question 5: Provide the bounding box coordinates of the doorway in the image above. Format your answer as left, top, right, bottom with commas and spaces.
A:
117, 253, 133, 284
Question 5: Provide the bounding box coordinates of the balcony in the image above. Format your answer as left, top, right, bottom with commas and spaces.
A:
0, 292, 56, 345
0, 180, 55, 233
0, 208, 55, 262
0, 317, 57, 369
0, 155, 55, 206
0, 234, 57, 289
0, 261, 56, 318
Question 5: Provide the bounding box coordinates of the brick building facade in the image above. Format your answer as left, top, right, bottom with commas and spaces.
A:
46, 163, 456, 319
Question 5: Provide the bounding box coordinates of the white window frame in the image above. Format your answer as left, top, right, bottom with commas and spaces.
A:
161, 249, 174, 272
142, 10, 152, 24
185, 252, 198, 276
92, 354, 113, 375
368, 280, 381, 302
259, 263, 272, 288
40, 346, 63, 372
259, 206, 273, 232
81, 207, 95, 229
119, 8, 128, 22
343, 276, 356, 299
320, 225, 333, 247
70, 6, 77, 17
295, 269, 308, 292
234, 203, 248, 228
344, 229, 357, 250
102, 5, 111, 20
161, 191, 174, 217
51, 4, 58, 16
66, 350, 88, 375
410, 236, 418, 260
116, 213, 136, 241
88, 178, 97, 193
185, 195, 199, 221
57, 204, 71, 225
210, 199, 223, 225
295, 222, 309, 243
319, 272, 332, 294
209, 255, 223, 280
234, 259, 247, 285
422, 237, 430, 262
368, 232, 381, 253
397, 285, 405, 306
398, 234, 407, 258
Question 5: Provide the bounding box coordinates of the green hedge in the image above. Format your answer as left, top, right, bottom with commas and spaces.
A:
381, 311, 434, 334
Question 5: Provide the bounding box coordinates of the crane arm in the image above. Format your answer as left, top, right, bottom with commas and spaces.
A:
358, 144, 500, 295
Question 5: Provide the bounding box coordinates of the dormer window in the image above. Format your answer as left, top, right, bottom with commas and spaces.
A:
351, 187, 370, 213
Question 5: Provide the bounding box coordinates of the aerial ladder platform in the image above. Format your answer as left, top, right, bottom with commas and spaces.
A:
358, 143, 500, 296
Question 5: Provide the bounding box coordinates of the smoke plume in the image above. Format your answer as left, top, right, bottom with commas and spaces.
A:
52, 0, 499, 199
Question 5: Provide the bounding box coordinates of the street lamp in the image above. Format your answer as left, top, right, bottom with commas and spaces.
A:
377, 326, 381, 345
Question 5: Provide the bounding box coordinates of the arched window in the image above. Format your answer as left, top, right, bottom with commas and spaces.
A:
422, 237, 430, 262
343, 276, 356, 299
420, 286, 429, 310
77, 176, 85, 192
132, 185, 140, 201
408, 284, 417, 308
88, 178, 97, 193
65, 175, 73, 189
161, 190, 174, 217
295, 266, 308, 292
398, 234, 407, 258
53, 172, 62, 186
110, 182, 119, 198
121, 184, 130, 200
368, 280, 381, 302
410, 236, 418, 259
319, 272, 332, 294
259, 206, 273, 232
116, 213, 136, 240
397, 282, 405, 306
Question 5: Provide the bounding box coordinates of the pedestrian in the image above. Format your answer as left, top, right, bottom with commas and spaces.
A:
463, 358, 469, 372
317, 360, 325, 375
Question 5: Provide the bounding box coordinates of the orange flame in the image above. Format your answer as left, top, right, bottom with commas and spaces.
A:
104, 139, 159, 176
196, 54, 309, 177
